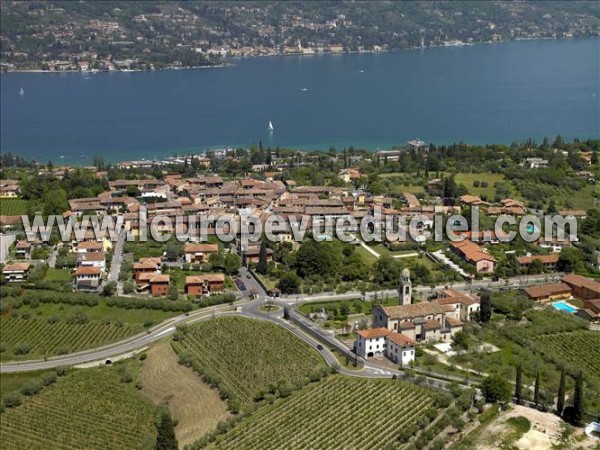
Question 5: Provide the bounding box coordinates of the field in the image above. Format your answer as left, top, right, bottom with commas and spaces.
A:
173, 316, 327, 406
206, 375, 439, 449
139, 340, 230, 447
0, 198, 28, 215
0, 365, 157, 449
1, 301, 178, 361
533, 330, 600, 376
0, 316, 141, 360
123, 239, 166, 260
453, 173, 506, 199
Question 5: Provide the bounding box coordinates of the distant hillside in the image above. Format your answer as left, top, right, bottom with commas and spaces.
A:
1, 1, 598, 71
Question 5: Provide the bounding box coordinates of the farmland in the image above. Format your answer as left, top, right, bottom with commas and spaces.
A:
173, 316, 327, 408
0, 198, 28, 215
205, 376, 440, 449
0, 299, 178, 361
533, 330, 600, 376
0, 365, 157, 449
0, 315, 141, 360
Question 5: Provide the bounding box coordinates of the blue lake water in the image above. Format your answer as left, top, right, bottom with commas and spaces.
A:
1, 38, 599, 164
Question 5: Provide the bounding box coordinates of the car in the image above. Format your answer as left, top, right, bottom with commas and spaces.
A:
316, 344, 324, 351
246, 273, 252, 279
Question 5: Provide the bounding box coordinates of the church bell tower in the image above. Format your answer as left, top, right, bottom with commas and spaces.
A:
399, 268, 412, 306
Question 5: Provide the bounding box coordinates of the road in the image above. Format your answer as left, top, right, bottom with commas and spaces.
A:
0, 272, 563, 379
107, 230, 125, 295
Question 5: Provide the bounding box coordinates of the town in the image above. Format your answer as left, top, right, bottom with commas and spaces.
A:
1, 135, 600, 448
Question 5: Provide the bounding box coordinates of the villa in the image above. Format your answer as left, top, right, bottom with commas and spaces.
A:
354, 328, 416, 365
2, 262, 31, 282
450, 240, 496, 273
184, 243, 219, 264
185, 274, 225, 296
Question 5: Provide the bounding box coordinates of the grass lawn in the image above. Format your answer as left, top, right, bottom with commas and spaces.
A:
44, 268, 72, 282
123, 239, 166, 260
551, 184, 596, 211
0, 370, 55, 397
453, 173, 506, 199
299, 297, 395, 316
355, 245, 378, 266
255, 272, 278, 290
0, 198, 28, 215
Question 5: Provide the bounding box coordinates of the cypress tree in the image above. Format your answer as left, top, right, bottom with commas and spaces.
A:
155, 409, 178, 450
573, 371, 584, 426
515, 363, 523, 405
256, 241, 268, 275
534, 370, 541, 407
557, 366, 566, 416
480, 292, 492, 323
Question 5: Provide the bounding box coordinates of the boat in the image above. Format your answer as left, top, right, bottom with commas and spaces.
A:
268, 121, 274, 132
19, 87, 24, 96
300, 87, 308, 92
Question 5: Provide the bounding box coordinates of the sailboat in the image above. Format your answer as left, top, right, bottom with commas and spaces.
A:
268, 121, 274, 132
19, 87, 25, 96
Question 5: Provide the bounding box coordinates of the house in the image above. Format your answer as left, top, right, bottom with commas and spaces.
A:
435, 289, 481, 321
133, 257, 161, 282
76, 252, 106, 271
558, 210, 587, 219
459, 195, 488, 207
523, 157, 549, 169
2, 262, 31, 282
76, 241, 104, 253
14, 240, 32, 259
562, 274, 600, 300
185, 274, 225, 296
0, 180, 20, 198
577, 299, 600, 322
338, 168, 362, 183
517, 254, 559, 271
406, 139, 429, 152
245, 246, 274, 264
149, 274, 170, 297
450, 240, 496, 273
523, 283, 572, 304
75, 266, 101, 290
354, 328, 416, 365
536, 237, 573, 253
184, 243, 219, 264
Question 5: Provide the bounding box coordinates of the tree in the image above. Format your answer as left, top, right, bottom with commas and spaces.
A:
155, 408, 178, 450
165, 243, 180, 262
223, 253, 241, 275
557, 366, 566, 416
557, 247, 583, 273
42, 188, 68, 216
256, 241, 268, 275
572, 370, 584, 426
102, 281, 117, 297
168, 286, 178, 301
452, 330, 469, 351
515, 363, 523, 405
534, 370, 541, 406
480, 375, 511, 406
479, 292, 492, 323
278, 272, 301, 294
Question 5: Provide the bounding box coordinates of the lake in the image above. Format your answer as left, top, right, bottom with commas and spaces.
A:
1, 38, 598, 164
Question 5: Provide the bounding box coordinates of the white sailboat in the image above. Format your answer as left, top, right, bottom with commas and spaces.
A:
268, 120, 274, 132
19, 87, 25, 96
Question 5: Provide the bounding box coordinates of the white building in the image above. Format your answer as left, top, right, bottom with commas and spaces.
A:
354, 327, 416, 366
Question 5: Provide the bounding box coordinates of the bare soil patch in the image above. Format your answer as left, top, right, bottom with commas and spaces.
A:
139, 340, 230, 448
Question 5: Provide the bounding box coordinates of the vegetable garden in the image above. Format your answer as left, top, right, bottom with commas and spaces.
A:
204, 376, 440, 449
173, 316, 327, 407
0, 366, 156, 449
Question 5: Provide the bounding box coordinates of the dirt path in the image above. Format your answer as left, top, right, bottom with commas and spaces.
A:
138, 340, 230, 448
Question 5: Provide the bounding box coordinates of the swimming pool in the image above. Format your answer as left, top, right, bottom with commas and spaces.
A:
551, 301, 577, 314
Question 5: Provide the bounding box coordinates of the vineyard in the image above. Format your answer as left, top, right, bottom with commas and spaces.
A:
205, 376, 439, 449
0, 315, 141, 360
173, 316, 327, 407
0, 366, 157, 449
533, 330, 600, 376
0, 198, 28, 215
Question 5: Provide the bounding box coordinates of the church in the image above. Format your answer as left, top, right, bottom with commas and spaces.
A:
354, 269, 480, 362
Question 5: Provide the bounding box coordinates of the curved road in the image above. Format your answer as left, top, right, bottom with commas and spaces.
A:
1, 273, 557, 379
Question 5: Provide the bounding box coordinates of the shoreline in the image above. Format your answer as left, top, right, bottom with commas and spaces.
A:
2, 36, 596, 75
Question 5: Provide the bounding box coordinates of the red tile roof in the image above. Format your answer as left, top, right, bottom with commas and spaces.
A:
356, 328, 391, 339
387, 332, 416, 347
